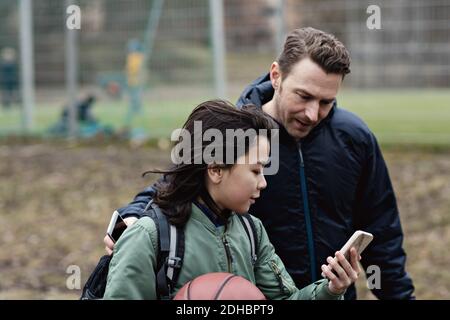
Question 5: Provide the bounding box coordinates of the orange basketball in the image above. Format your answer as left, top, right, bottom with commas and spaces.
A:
173, 272, 266, 300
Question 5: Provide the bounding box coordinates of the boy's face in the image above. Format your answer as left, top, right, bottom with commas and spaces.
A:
270, 57, 342, 140
211, 136, 270, 214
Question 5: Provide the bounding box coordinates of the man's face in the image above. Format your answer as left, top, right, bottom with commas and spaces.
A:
270, 58, 343, 140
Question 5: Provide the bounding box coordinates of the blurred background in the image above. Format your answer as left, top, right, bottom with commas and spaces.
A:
0, 0, 449, 299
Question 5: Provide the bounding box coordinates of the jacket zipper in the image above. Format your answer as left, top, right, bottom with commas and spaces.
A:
298, 142, 318, 282
222, 234, 233, 273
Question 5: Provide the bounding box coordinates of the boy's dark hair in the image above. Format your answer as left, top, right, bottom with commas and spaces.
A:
278, 27, 351, 78
143, 99, 277, 227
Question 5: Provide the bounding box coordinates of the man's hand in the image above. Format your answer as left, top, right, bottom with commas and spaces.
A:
103, 216, 138, 255
321, 247, 361, 295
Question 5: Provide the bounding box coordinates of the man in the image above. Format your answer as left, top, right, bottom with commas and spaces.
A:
104, 27, 415, 299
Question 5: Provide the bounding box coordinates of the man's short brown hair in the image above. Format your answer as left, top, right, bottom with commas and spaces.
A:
278, 27, 351, 78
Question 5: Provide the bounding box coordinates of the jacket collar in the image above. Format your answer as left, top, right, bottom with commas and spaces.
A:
237, 73, 272, 109
191, 201, 236, 231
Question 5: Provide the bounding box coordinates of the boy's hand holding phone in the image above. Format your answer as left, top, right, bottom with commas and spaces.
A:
322, 248, 361, 295
321, 230, 373, 295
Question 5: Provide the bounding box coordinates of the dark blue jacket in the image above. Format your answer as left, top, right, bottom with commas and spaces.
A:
118, 74, 415, 300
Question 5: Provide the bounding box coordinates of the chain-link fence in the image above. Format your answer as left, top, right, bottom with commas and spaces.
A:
0, 0, 449, 134
288, 0, 450, 88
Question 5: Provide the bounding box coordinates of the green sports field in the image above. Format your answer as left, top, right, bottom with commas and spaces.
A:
1, 89, 449, 147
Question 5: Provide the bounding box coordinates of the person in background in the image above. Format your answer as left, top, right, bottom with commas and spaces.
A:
124, 39, 145, 129
0, 47, 19, 110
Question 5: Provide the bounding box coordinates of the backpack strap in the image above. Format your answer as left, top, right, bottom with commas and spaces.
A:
141, 200, 184, 300
151, 202, 171, 300
167, 223, 184, 284
237, 213, 258, 265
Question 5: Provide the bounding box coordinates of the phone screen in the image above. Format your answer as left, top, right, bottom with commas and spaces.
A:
107, 211, 128, 243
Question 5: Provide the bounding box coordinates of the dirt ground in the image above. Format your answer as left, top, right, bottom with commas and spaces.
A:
0, 143, 449, 299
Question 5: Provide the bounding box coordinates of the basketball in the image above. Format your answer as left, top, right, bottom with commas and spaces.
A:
173, 272, 266, 300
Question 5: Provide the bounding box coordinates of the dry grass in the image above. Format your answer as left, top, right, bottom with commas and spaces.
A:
0, 143, 449, 299
355, 150, 450, 299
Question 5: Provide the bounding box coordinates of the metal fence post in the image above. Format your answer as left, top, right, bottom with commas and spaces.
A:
19, 0, 35, 132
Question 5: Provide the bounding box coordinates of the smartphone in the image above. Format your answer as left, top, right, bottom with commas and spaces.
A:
322, 230, 374, 278
106, 210, 128, 243
339, 230, 373, 260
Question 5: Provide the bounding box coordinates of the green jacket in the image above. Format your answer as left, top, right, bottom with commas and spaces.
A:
104, 203, 343, 300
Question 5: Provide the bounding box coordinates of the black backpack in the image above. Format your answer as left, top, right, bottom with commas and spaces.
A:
80, 201, 258, 300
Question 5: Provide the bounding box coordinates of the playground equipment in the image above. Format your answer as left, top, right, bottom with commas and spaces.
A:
49, 0, 165, 141
96, 0, 165, 133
